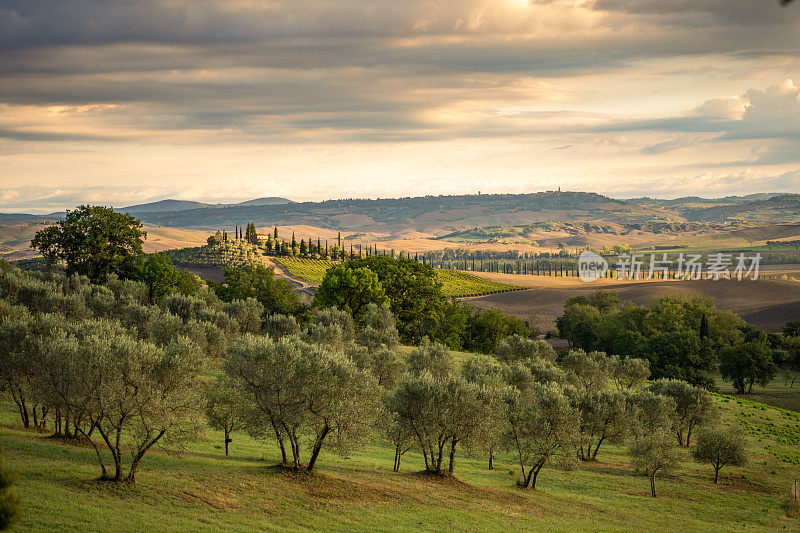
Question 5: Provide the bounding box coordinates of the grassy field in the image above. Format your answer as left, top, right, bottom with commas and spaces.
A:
3, 372, 800, 532
273, 257, 527, 298
712, 371, 800, 412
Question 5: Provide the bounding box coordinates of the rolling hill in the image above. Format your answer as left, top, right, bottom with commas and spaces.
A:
119, 199, 213, 213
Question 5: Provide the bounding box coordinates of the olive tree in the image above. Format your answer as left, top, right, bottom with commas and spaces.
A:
263, 313, 300, 339
358, 302, 400, 352
0, 314, 40, 428
629, 431, 678, 498
389, 373, 489, 475
205, 379, 246, 456
407, 337, 454, 380
370, 347, 406, 389
692, 427, 747, 483
649, 379, 718, 447
305, 307, 356, 350
504, 383, 580, 489
495, 334, 555, 364
561, 349, 613, 392
610, 356, 650, 390
223, 298, 264, 335
462, 355, 506, 469
574, 389, 629, 461
626, 390, 677, 442
58, 324, 203, 483
225, 335, 379, 472
380, 394, 416, 472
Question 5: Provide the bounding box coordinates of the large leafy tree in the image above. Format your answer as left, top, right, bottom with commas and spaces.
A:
136, 253, 200, 304
313, 264, 388, 322
720, 342, 779, 394
211, 264, 304, 318
30, 205, 146, 281
345, 256, 448, 343
464, 308, 533, 354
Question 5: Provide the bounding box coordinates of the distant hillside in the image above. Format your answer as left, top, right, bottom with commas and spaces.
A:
234, 197, 294, 206
630, 193, 782, 206
683, 194, 800, 222
119, 199, 212, 214
134, 191, 646, 230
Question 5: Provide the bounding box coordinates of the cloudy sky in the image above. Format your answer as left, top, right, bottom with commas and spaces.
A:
1, 0, 799, 212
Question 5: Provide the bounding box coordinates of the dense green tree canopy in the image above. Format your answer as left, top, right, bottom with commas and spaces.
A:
557, 291, 750, 389
720, 342, 778, 394
312, 264, 388, 322
30, 205, 146, 281
135, 252, 201, 304
211, 264, 304, 318
344, 256, 447, 343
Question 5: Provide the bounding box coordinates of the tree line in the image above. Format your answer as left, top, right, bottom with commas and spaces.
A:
556, 290, 782, 392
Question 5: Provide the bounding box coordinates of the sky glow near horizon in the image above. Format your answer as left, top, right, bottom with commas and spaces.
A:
1, 0, 800, 212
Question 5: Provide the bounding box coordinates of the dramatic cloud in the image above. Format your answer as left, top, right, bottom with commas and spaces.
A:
0, 0, 799, 211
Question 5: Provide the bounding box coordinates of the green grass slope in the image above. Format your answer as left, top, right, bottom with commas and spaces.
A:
3, 378, 800, 532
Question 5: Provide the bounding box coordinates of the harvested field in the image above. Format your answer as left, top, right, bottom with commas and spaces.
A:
465, 272, 800, 333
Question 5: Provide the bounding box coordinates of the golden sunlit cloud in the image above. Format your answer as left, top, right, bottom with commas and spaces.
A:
0, 0, 799, 210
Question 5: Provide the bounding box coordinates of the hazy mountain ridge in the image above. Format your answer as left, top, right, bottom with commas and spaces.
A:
2, 192, 799, 231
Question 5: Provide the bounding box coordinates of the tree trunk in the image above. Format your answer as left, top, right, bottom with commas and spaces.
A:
448, 439, 458, 474
436, 440, 445, 474
531, 465, 542, 489
271, 418, 287, 465
18, 395, 29, 428
488, 450, 494, 470
224, 428, 231, 456
592, 436, 606, 460
126, 430, 167, 484
306, 424, 330, 472
650, 472, 657, 497
714, 465, 720, 484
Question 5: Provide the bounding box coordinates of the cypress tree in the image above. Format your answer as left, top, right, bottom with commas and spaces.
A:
274, 227, 278, 239
700, 313, 709, 339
